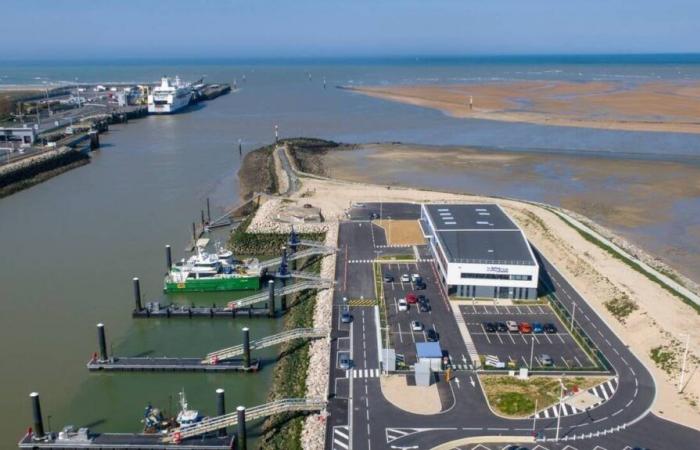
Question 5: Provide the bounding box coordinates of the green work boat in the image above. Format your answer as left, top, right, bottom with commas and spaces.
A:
164, 243, 262, 293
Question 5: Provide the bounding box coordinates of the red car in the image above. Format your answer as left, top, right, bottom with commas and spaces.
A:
405, 292, 418, 304
518, 322, 533, 333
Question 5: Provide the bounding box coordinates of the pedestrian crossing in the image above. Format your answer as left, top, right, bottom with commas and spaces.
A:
347, 258, 434, 264
332, 425, 349, 450
375, 244, 411, 248
345, 368, 381, 379
532, 377, 618, 419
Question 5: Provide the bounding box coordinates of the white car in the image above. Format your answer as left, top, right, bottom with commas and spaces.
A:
411, 320, 423, 331
411, 273, 421, 282
398, 299, 408, 311
400, 274, 411, 282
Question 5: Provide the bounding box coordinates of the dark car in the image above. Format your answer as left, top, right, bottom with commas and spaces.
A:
426, 329, 439, 342
544, 323, 557, 333
483, 322, 496, 332
341, 312, 353, 323
415, 281, 426, 290
369, 212, 379, 220
419, 302, 431, 312
496, 322, 508, 332
383, 274, 394, 283
418, 294, 427, 303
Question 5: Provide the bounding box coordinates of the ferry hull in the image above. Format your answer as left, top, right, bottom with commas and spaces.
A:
165, 275, 260, 293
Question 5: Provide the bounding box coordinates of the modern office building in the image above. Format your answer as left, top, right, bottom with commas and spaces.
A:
420, 203, 539, 299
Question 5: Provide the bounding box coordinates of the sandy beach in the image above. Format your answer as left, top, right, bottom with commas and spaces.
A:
319, 143, 700, 287
343, 80, 700, 134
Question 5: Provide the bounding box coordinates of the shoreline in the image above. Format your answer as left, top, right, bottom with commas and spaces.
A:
341, 81, 700, 134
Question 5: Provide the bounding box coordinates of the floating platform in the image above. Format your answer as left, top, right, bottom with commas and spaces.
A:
87, 357, 260, 373
18, 432, 233, 449
132, 304, 273, 319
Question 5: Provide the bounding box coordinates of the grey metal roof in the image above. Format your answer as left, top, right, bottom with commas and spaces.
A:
424, 204, 536, 266
436, 229, 535, 265
424, 204, 517, 231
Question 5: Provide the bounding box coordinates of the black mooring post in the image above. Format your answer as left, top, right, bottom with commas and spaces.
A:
133, 277, 142, 311
30, 392, 45, 439
97, 323, 108, 361
242, 327, 251, 368
192, 222, 197, 243
280, 278, 287, 312
236, 406, 247, 450
267, 280, 275, 317
165, 245, 172, 272
206, 198, 211, 223
201, 210, 205, 226
216, 388, 226, 436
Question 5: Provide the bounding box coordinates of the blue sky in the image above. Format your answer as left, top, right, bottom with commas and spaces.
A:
4, 0, 699, 60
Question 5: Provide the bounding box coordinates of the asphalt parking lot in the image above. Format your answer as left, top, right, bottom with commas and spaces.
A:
460, 303, 596, 369
382, 260, 469, 367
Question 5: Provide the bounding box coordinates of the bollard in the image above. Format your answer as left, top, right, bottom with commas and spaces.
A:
30, 392, 45, 439
267, 280, 275, 317
206, 198, 211, 223
201, 210, 205, 226
97, 323, 108, 361
280, 278, 287, 312
236, 406, 247, 450
133, 277, 142, 311
216, 389, 226, 436
242, 327, 251, 368
165, 245, 172, 272
89, 130, 100, 150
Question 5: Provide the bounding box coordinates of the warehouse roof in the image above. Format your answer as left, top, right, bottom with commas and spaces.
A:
423, 204, 537, 266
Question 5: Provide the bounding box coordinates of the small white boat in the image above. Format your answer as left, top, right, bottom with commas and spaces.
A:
176, 391, 203, 429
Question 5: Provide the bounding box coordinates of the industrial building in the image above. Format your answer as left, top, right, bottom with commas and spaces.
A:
420, 203, 539, 299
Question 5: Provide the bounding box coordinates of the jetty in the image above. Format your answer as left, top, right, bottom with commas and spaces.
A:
86, 324, 326, 373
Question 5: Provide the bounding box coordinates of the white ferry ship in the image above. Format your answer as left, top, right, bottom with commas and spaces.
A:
147, 76, 193, 114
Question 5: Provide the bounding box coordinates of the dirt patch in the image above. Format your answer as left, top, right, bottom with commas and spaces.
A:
238, 144, 276, 200
379, 374, 442, 414
375, 219, 425, 245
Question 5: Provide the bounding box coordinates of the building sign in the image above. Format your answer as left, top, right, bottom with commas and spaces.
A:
486, 266, 509, 274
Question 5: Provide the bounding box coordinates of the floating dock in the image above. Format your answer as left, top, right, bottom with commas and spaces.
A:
18, 432, 233, 449
87, 356, 260, 373
132, 303, 272, 319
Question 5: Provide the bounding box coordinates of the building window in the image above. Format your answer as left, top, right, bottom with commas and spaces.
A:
460, 273, 532, 281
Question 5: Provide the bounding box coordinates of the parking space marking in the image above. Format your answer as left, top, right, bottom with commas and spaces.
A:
397, 322, 403, 343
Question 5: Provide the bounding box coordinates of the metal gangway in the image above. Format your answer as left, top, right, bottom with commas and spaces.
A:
163, 397, 327, 443
203, 327, 328, 363
228, 278, 333, 309
258, 245, 336, 270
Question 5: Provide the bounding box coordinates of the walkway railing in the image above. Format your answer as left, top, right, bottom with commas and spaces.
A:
203, 327, 328, 363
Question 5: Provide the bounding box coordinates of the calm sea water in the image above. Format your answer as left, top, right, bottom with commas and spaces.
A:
1, 56, 700, 447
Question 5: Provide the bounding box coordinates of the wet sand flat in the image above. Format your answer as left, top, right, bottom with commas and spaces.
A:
322, 143, 700, 283
345, 80, 700, 134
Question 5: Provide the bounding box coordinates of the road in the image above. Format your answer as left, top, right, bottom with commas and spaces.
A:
325, 202, 700, 450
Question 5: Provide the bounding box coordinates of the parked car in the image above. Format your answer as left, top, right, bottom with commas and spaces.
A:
400, 274, 411, 282
426, 329, 439, 342
483, 322, 496, 332
518, 322, 533, 333
415, 280, 426, 290
418, 294, 427, 303
339, 356, 353, 370
539, 354, 553, 366
398, 298, 408, 311
411, 273, 421, 282
506, 320, 519, 332
411, 320, 423, 331
405, 292, 418, 304
532, 322, 544, 333
544, 323, 557, 333
418, 302, 431, 312
496, 322, 508, 332
341, 312, 353, 323
383, 274, 394, 283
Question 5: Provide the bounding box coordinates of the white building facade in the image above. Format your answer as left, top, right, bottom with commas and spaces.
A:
420, 203, 539, 300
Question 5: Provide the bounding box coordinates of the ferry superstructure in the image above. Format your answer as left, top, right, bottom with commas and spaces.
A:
147, 76, 193, 114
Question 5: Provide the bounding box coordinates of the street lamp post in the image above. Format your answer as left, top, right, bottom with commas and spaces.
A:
570, 302, 577, 330
529, 335, 535, 368
532, 398, 538, 436
555, 378, 565, 441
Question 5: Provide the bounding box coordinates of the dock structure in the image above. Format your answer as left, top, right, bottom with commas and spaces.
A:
18, 392, 235, 449
131, 273, 333, 320
87, 324, 326, 373
87, 324, 260, 373
163, 398, 326, 444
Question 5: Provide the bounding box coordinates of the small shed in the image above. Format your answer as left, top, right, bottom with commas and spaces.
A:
416, 341, 443, 371
414, 360, 432, 386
